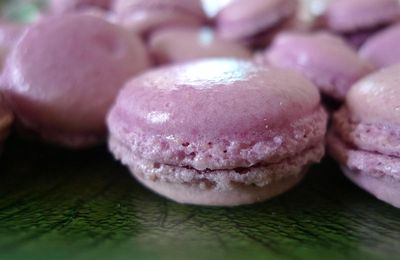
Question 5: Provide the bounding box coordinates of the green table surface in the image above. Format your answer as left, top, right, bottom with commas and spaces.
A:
0, 137, 399, 260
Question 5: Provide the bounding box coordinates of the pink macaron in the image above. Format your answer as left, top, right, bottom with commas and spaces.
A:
216, 0, 298, 47
49, 0, 112, 14
264, 32, 373, 100
107, 58, 328, 206
359, 23, 400, 69
113, 0, 206, 37
323, 0, 400, 48
0, 14, 150, 148
328, 65, 400, 208
0, 93, 13, 151
148, 26, 252, 65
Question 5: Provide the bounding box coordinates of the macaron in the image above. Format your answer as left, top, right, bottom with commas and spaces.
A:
216, 0, 298, 46
323, 0, 400, 47
49, 0, 112, 14
149, 26, 252, 65
328, 65, 400, 208
113, 0, 206, 37
264, 32, 372, 100
0, 93, 13, 151
107, 58, 328, 206
0, 14, 150, 148
359, 23, 400, 69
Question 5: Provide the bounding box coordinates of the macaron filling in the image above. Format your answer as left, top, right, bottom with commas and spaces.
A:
110, 134, 324, 191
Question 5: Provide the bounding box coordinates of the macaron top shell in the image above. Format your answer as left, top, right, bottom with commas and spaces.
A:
217, 0, 297, 40
325, 0, 400, 32
359, 23, 400, 69
1, 14, 149, 146
149, 27, 252, 65
113, 0, 205, 35
50, 0, 112, 14
112, 58, 320, 139
265, 32, 372, 99
347, 65, 400, 125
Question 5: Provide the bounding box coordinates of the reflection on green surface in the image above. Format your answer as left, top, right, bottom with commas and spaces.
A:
0, 137, 399, 259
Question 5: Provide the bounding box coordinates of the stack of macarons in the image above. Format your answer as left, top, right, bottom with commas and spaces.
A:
0, 0, 399, 207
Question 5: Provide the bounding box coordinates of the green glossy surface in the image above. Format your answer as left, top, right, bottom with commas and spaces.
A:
0, 138, 399, 260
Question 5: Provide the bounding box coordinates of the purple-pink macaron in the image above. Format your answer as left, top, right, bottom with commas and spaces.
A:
107, 58, 328, 206
148, 26, 252, 65
359, 23, 400, 69
264, 32, 372, 100
113, 0, 206, 37
323, 0, 400, 47
0, 14, 150, 148
216, 0, 298, 46
328, 65, 400, 208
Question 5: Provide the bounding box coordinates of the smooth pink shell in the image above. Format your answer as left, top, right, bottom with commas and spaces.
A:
113, 0, 206, 35
346, 65, 400, 125
265, 32, 372, 100
149, 26, 252, 65
110, 58, 321, 140
325, 0, 400, 32
216, 0, 297, 41
359, 23, 400, 69
1, 14, 150, 147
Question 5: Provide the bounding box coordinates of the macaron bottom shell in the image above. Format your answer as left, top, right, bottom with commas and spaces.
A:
343, 167, 400, 208
328, 131, 400, 208
120, 144, 324, 207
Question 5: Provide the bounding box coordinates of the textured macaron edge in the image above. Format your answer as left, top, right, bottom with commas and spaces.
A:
111, 139, 324, 190
328, 131, 400, 208
107, 106, 327, 171
328, 131, 400, 181
332, 107, 400, 157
